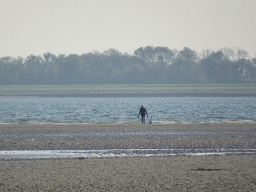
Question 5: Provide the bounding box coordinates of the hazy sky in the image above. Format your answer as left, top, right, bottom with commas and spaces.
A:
1, 0, 255, 58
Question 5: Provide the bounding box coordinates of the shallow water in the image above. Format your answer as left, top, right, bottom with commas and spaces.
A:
1, 97, 256, 124
1, 148, 256, 159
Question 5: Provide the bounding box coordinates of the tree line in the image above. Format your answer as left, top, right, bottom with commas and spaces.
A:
1, 46, 256, 85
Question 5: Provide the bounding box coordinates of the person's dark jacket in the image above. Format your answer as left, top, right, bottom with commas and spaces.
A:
139, 106, 147, 116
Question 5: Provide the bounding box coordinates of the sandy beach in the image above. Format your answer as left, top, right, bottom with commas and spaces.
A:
0, 154, 255, 191
0, 123, 256, 191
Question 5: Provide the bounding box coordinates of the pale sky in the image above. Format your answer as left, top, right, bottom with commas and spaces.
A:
1, 0, 255, 58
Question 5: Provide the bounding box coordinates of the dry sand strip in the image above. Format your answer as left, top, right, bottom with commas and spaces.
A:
0, 154, 255, 191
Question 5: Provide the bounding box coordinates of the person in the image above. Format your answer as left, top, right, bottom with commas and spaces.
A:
138, 105, 148, 124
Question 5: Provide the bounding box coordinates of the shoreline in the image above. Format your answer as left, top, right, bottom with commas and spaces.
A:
1, 121, 256, 126
1, 121, 256, 130
1, 119, 256, 124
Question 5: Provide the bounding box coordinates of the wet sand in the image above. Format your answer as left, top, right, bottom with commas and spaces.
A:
0, 123, 255, 151
0, 123, 256, 191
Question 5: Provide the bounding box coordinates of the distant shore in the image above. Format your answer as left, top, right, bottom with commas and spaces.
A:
3, 92, 256, 97
1, 84, 256, 97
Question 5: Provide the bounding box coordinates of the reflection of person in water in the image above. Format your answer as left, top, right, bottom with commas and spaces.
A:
138, 105, 148, 124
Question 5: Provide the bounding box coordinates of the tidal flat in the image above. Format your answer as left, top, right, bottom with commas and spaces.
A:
0, 123, 255, 191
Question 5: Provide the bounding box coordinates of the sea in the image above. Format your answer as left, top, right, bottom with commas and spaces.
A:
1, 96, 256, 159
1, 97, 256, 124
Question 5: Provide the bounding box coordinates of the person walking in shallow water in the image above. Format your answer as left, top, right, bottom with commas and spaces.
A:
138, 105, 148, 124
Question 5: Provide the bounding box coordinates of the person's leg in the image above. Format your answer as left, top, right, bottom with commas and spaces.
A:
141, 116, 145, 124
